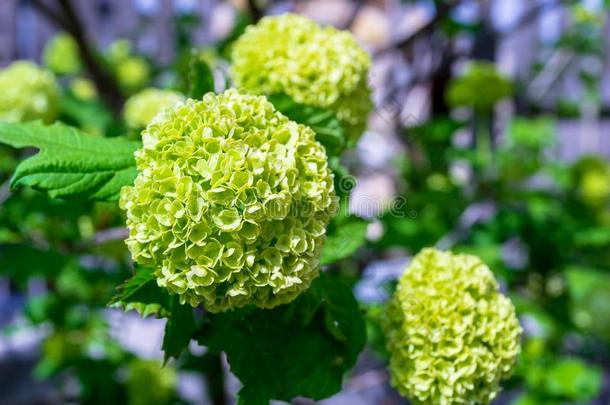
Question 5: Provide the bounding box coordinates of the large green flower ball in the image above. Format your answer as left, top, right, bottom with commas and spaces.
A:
231, 13, 372, 144
0, 61, 60, 124
384, 248, 522, 405
120, 89, 336, 312
124, 88, 185, 129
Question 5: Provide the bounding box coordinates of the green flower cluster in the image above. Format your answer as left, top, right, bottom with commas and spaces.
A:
43, 33, 82, 75
127, 360, 177, 405
573, 156, 610, 208
446, 61, 513, 112
120, 89, 336, 312
231, 14, 372, 143
384, 248, 522, 405
0, 61, 60, 124
106, 39, 151, 92
124, 88, 185, 129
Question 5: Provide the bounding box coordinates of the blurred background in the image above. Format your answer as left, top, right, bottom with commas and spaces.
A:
1, 0, 610, 404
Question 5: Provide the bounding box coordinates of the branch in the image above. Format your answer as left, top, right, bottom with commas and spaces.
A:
341, 0, 365, 30
374, 0, 459, 56
30, 0, 125, 116
498, 0, 562, 39
246, 0, 263, 23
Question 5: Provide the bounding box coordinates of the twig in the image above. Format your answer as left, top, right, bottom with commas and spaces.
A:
206, 353, 228, 405
498, 0, 562, 39
374, 0, 459, 56
30, 0, 125, 116
341, 0, 365, 30
245, 0, 263, 23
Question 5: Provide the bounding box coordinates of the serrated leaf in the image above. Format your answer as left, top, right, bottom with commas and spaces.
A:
198, 272, 366, 404
268, 93, 346, 156
322, 215, 369, 265
0, 121, 140, 201
162, 296, 196, 363
109, 267, 171, 318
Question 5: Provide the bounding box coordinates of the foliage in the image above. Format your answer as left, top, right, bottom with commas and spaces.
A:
0, 121, 140, 201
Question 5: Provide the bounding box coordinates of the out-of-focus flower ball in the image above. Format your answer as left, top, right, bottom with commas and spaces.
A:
447, 61, 513, 112
0, 61, 60, 124
43, 32, 82, 75
116, 57, 151, 92
123, 88, 185, 129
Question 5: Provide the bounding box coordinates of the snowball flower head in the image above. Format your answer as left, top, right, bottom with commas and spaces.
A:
116, 57, 150, 92
124, 88, 185, 129
120, 89, 336, 312
43, 32, 82, 75
446, 61, 513, 111
0, 61, 60, 124
384, 248, 522, 405
231, 14, 372, 143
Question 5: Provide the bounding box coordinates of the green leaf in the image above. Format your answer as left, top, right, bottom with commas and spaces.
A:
0, 244, 67, 288
0, 121, 140, 201
185, 50, 215, 99
109, 267, 171, 318
162, 296, 196, 363
545, 358, 602, 401
198, 272, 366, 404
111, 268, 195, 361
268, 93, 346, 156
321, 214, 369, 265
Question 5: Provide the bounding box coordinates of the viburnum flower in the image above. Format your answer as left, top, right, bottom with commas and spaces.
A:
0, 61, 60, 124
446, 61, 513, 112
120, 89, 336, 312
124, 88, 185, 129
573, 156, 610, 208
69, 78, 98, 101
115, 57, 151, 92
230, 13, 372, 144
384, 248, 522, 405
43, 32, 82, 75
127, 360, 177, 405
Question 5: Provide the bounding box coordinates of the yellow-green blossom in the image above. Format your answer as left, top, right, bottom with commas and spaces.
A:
69, 77, 98, 101
573, 156, 610, 208
0, 61, 60, 123
384, 248, 522, 405
231, 13, 372, 143
43, 32, 82, 75
127, 360, 177, 405
120, 89, 336, 312
124, 88, 185, 129
446, 61, 513, 112
116, 57, 151, 92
